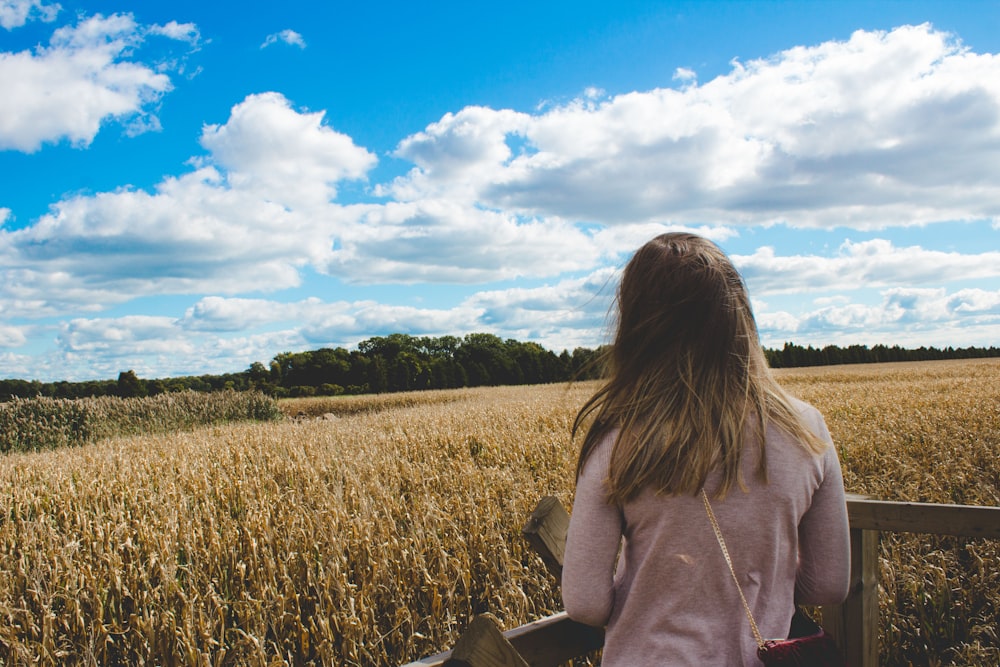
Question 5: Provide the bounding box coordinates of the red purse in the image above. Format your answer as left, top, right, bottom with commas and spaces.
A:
757, 607, 845, 666
702, 491, 847, 667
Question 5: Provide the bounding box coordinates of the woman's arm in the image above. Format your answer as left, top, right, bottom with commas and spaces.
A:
562, 434, 624, 627
795, 432, 851, 605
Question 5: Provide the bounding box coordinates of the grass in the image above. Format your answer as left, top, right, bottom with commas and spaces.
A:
0, 359, 997, 665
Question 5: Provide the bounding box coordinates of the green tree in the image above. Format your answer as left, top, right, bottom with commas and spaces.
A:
116, 370, 145, 398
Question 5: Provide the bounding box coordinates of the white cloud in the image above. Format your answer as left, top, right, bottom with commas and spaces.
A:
0, 351, 40, 379
148, 20, 201, 46
386, 106, 532, 202
0, 13, 196, 152
1, 91, 608, 319
463, 268, 618, 349
673, 67, 696, 83
200, 92, 376, 208
15, 273, 1000, 381
0, 323, 27, 347
323, 199, 599, 283
754, 309, 801, 335
181, 289, 595, 352
180, 295, 477, 346
0, 167, 316, 310
334, 302, 479, 341
736, 239, 1000, 295
60, 315, 182, 353
0, 93, 380, 313
948, 288, 1000, 314
181, 296, 310, 332
52, 314, 300, 379
756, 286, 1000, 347
261, 29, 305, 49
389, 24, 1000, 229
0, 0, 59, 29
812, 295, 851, 307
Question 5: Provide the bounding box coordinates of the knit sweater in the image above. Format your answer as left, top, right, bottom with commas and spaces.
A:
562, 399, 851, 666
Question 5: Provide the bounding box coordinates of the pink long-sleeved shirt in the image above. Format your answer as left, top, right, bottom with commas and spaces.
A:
562, 399, 850, 666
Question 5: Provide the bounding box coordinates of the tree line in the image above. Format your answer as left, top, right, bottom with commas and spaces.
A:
764, 341, 1000, 368
1, 334, 997, 401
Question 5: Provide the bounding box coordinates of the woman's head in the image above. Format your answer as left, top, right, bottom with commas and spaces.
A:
612, 232, 763, 387
574, 232, 824, 502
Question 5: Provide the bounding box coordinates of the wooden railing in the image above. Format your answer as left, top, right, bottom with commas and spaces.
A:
403, 495, 1000, 667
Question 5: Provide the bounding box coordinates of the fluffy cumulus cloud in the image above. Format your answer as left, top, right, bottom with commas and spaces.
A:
736, 239, 1000, 295
181, 296, 308, 333
0, 93, 378, 314
60, 315, 184, 354
200, 92, 375, 208
386, 106, 532, 202
0, 12, 199, 151
53, 314, 302, 379
389, 24, 1000, 228
756, 286, 1000, 346
0, 323, 27, 347
0, 169, 312, 313
463, 269, 620, 348
323, 200, 600, 282
0, 90, 608, 316
0, 0, 59, 29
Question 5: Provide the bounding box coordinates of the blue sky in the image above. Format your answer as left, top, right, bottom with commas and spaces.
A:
1, 0, 999, 382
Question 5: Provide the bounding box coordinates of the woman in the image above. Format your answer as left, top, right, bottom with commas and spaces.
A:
562, 233, 850, 666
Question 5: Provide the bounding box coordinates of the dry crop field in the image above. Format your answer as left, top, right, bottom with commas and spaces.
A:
0, 358, 997, 666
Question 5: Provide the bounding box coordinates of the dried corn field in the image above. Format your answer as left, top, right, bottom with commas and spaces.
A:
1, 358, 998, 666
775, 359, 1000, 666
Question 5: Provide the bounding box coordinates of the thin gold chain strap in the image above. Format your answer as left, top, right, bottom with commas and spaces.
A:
701, 489, 766, 650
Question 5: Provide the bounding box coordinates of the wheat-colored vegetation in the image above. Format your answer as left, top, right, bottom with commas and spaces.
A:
0, 359, 997, 666
0, 391, 283, 454
774, 359, 1000, 665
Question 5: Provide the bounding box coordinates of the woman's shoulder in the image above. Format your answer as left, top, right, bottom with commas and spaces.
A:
784, 395, 829, 436
578, 427, 618, 478
784, 393, 817, 414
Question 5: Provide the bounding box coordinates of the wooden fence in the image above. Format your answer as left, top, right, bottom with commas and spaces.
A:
402, 494, 1000, 667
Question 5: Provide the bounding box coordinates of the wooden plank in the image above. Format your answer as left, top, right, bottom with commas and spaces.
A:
505, 611, 604, 666
521, 496, 569, 580
399, 612, 602, 667
400, 648, 451, 667
846, 497, 1000, 538
442, 614, 529, 667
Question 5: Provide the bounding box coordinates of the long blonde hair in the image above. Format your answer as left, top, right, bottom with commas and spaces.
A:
573, 232, 826, 503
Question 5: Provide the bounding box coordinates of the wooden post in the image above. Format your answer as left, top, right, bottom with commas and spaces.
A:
830, 527, 879, 667
442, 614, 529, 667
519, 496, 605, 665
521, 496, 569, 580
